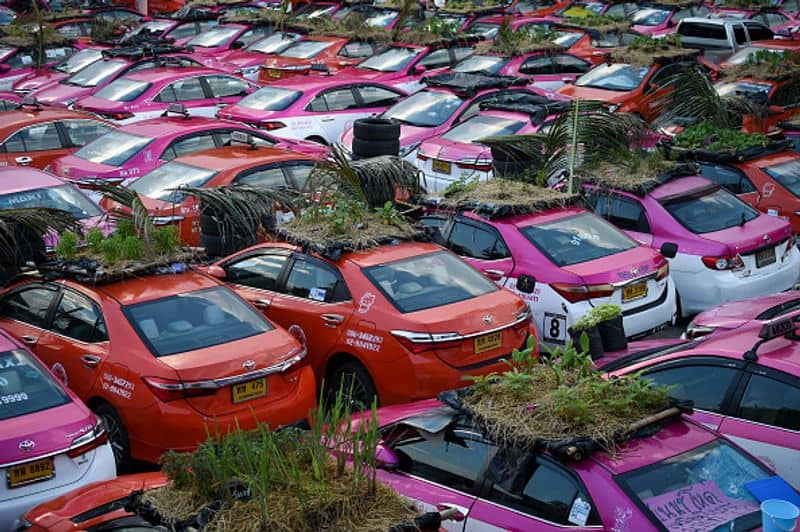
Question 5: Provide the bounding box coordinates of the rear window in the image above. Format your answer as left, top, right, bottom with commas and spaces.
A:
442, 115, 526, 143
519, 212, 637, 267
362, 251, 497, 313
677, 22, 727, 40
129, 161, 217, 203
124, 286, 273, 357
763, 159, 800, 198
0, 185, 102, 220
661, 186, 759, 234
0, 349, 70, 421
238, 86, 302, 111
281, 40, 333, 59
73, 130, 153, 166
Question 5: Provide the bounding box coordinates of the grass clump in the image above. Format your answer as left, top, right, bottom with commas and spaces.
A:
591, 303, 622, 322
477, 19, 563, 56
611, 34, 697, 68
55, 230, 78, 260
439, 178, 580, 219
673, 123, 770, 151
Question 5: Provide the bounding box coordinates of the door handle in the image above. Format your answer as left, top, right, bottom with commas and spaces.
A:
81, 354, 102, 369
15, 156, 32, 165
321, 313, 344, 327
21, 335, 38, 345
435, 503, 469, 521
215, 102, 227, 108
249, 298, 270, 310
483, 269, 504, 281
320, 117, 335, 122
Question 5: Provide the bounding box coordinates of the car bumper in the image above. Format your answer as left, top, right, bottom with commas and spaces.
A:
127, 365, 317, 463
6, 445, 116, 532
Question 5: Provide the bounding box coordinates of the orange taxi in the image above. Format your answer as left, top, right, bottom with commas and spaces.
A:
0, 270, 315, 467
206, 241, 537, 408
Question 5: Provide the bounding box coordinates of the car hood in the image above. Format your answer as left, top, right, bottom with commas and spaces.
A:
262, 56, 314, 70
562, 245, 665, 286
693, 291, 800, 329
419, 137, 490, 162
334, 67, 389, 81
558, 83, 629, 104
702, 214, 793, 255
0, 402, 96, 465
31, 83, 91, 105
74, 95, 126, 114
14, 71, 67, 92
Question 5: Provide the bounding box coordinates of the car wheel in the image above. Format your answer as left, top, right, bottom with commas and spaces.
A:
327, 361, 378, 413
95, 403, 130, 471
353, 118, 400, 141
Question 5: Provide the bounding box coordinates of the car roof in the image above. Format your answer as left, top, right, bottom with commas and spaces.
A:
117, 115, 242, 136
269, 75, 394, 91
343, 241, 446, 268
68, 270, 221, 305
0, 167, 65, 193
648, 175, 714, 200
172, 145, 312, 171
0, 108, 101, 131
120, 66, 219, 82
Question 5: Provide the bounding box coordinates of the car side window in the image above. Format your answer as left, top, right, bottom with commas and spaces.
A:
451, 47, 474, 63
235, 166, 289, 187
642, 363, 741, 412
648, 63, 682, 89
0, 286, 58, 328
62, 119, 113, 147
286, 163, 314, 190
744, 23, 773, 41
419, 48, 452, 69
357, 85, 402, 107
338, 41, 377, 58
236, 26, 270, 46
734, 25, 748, 45
447, 221, 510, 260
163, 133, 217, 161
519, 55, 555, 76
51, 290, 107, 343
771, 84, 796, 107
552, 55, 590, 74
216, 130, 275, 147
698, 163, 756, 194
204, 75, 250, 98
4, 122, 64, 152
589, 193, 651, 233
307, 88, 358, 112
487, 457, 601, 526
225, 253, 289, 292
283, 257, 348, 302
737, 373, 800, 431
156, 77, 205, 103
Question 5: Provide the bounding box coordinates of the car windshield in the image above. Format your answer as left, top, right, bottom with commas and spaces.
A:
73, 130, 153, 166
358, 46, 422, 72
125, 286, 272, 357
661, 186, 759, 234
554, 31, 584, 47
453, 54, 508, 74
363, 251, 497, 313
248, 32, 299, 54
0, 185, 102, 220
53, 48, 103, 74
520, 212, 637, 267
188, 26, 240, 47
365, 9, 399, 27
576, 63, 650, 91
94, 78, 150, 102
383, 90, 464, 127
726, 46, 788, 65
280, 40, 335, 59
467, 22, 499, 38
631, 6, 671, 26
0, 349, 70, 421
294, 4, 337, 18
65, 59, 127, 88
715, 80, 772, 105
442, 115, 526, 143
763, 159, 800, 198
616, 439, 769, 532
129, 161, 217, 202
238, 86, 302, 111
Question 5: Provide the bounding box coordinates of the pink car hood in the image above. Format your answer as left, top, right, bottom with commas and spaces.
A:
0, 402, 96, 465
13, 70, 67, 93
31, 82, 91, 105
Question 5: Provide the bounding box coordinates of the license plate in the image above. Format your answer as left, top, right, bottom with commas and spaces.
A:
756, 247, 776, 268
8, 457, 54, 488
232, 377, 268, 404
268, 69, 281, 79
622, 282, 648, 302
474, 331, 502, 354
432, 159, 451, 174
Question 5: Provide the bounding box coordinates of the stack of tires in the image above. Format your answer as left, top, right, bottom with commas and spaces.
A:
351, 118, 401, 159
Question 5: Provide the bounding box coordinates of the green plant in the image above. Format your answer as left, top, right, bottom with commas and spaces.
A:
86, 227, 104, 254
100, 237, 122, 263
570, 312, 598, 332
590, 303, 622, 322
151, 225, 180, 255
55, 230, 79, 260
120, 235, 143, 260
375, 201, 402, 226
114, 218, 136, 240
673, 123, 770, 151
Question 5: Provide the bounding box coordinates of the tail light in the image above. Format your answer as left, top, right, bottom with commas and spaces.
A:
260, 121, 286, 130
701, 255, 744, 271
142, 376, 219, 402
66, 420, 108, 459
456, 159, 492, 172
512, 308, 531, 334
391, 330, 462, 353
100, 111, 134, 121
782, 235, 796, 260
417, 151, 429, 161
655, 262, 669, 281
551, 282, 614, 303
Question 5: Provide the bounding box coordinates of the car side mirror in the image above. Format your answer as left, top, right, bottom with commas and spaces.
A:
230, 40, 244, 50
207, 265, 227, 279
516, 274, 536, 294
660, 242, 678, 259
375, 443, 399, 470
413, 64, 427, 75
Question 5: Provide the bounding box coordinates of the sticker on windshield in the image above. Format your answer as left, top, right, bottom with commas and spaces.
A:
0, 392, 28, 405
568, 497, 590, 526
543, 312, 567, 345
309, 287, 327, 301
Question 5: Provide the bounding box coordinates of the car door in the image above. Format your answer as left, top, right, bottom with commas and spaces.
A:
0, 283, 62, 368
59, 119, 115, 150
585, 191, 654, 246
159, 131, 219, 163
202, 74, 253, 113
442, 217, 515, 284
0, 121, 70, 168
698, 163, 760, 210
152, 76, 209, 119
717, 365, 800, 488
306, 86, 363, 143
221, 248, 291, 313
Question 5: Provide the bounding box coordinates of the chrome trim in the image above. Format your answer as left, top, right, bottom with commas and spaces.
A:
391, 312, 530, 344
610, 269, 661, 288
1, 429, 104, 469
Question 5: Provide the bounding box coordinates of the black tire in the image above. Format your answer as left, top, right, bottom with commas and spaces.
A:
352, 137, 400, 158
199, 212, 222, 237
305, 135, 328, 146
326, 361, 378, 412
353, 118, 400, 142
95, 403, 130, 471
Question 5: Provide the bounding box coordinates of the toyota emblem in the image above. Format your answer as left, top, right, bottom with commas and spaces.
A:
630, 267, 639, 276
483, 314, 493, 325
242, 360, 256, 370
18, 440, 35, 452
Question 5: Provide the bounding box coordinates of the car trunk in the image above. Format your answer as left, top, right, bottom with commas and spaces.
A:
703, 215, 793, 276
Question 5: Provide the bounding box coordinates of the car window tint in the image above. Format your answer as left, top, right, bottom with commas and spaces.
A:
448, 221, 510, 260
165, 133, 217, 161
357, 85, 402, 107
339, 41, 376, 58
62, 119, 113, 147
520, 55, 555, 75
738, 373, 800, 431
284, 258, 345, 302
321, 88, 359, 111
205, 75, 250, 98
552, 54, 590, 74
589, 193, 650, 233
733, 25, 748, 45
643, 363, 740, 412
4, 122, 63, 152
420, 48, 452, 69
236, 167, 288, 187
452, 47, 474, 63
745, 23, 773, 40
286, 163, 314, 190
158, 77, 205, 102
226, 253, 289, 291
699, 163, 756, 194
52, 290, 107, 343
0, 348, 70, 421
395, 426, 496, 493
0, 287, 57, 328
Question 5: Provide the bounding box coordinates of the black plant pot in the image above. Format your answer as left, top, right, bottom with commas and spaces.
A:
598, 315, 627, 352
568, 326, 605, 360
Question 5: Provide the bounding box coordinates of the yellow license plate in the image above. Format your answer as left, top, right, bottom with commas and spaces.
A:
8, 458, 54, 488
232, 377, 268, 404
474, 331, 502, 354
622, 282, 648, 302
432, 159, 451, 174
268, 69, 281, 79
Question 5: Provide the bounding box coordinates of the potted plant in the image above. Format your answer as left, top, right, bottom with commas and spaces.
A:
568, 313, 604, 359
591, 304, 627, 352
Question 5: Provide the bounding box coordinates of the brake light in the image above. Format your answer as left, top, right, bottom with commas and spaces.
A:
417, 151, 429, 161
66, 420, 108, 459
551, 283, 614, 303
512, 308, 531, 334
100, 111, 134, 121
260, 121, 286, 130
701, 255, 744, 271
655, 262, 669, 281
142, 376, 218, 402
456, 159, 492, 172
391, 330, 462, 354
